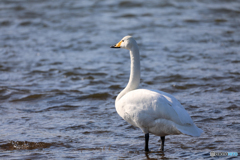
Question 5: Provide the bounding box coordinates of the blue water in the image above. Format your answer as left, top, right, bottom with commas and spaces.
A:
0, 0, 240, 159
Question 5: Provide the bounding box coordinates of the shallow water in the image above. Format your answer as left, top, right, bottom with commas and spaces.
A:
0, 0, 240, 159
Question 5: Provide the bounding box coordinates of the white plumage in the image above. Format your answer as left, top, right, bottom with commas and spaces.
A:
111, 36, 203, 151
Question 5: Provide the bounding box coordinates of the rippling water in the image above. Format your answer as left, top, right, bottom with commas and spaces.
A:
0, 0, 240, 159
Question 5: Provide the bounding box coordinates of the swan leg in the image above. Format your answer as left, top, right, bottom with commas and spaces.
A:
161, 136, 165, 151
145, 133, 149, 151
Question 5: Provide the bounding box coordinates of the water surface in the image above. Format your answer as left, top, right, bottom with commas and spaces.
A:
0, 0, 240, 159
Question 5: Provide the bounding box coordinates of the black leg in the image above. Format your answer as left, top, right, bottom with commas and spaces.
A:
161, 136, 165, 151
145, 133, 149, 151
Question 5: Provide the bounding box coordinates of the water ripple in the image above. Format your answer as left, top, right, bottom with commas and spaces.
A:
0, 0, 239, 159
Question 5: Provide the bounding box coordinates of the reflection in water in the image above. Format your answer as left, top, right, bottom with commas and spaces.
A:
145, 151, 166, 160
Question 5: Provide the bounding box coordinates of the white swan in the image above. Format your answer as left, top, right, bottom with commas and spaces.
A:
110, 36, 203, 152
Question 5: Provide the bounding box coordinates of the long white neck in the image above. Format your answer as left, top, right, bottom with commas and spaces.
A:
116, 44, 140, 102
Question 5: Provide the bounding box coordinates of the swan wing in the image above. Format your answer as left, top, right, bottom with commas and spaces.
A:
116, 89, 203, 136
118, 89, 192, 125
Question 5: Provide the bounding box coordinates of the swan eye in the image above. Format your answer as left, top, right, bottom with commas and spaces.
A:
122, 40, 124, 42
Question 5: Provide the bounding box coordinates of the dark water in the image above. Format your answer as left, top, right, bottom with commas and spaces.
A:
0, 0, 240, 159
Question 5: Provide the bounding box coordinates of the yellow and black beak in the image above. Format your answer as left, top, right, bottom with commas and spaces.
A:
110, 40, 122, 48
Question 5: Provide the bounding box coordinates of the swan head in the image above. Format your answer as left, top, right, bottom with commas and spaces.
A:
110, 36, 137, 50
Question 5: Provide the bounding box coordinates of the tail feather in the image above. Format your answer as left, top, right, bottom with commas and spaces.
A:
176, 123, 203, 137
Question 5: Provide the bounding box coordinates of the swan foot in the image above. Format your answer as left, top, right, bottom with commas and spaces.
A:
160, 136, 165, 151
145, 133, 149, 151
